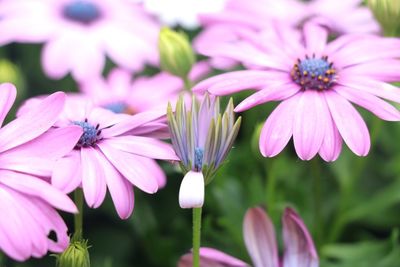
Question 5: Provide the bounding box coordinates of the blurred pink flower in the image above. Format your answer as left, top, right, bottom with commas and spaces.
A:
194, 23, 400, 161
0, 0, 160, 80
179, 207, 318, 267
0, 83, 82, 261
80, 61, 212, 115
30, 96, 178, 219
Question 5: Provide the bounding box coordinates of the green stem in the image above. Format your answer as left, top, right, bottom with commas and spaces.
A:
311, 158, 322, 248
183, 76, 192, 92
265, 160, 277, 220
74, 188, 84, 239
192, 207, 202, 267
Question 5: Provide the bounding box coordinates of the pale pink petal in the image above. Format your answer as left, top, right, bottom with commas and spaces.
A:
282, 208, 318, 267
80, 147, 107, 208
0, 170, 77, 213
52, 150, 82, 193
0, 83, 16, 127
340, 60, 400, 82
334, 85, 400, 121
179, 171, 204, 209
303, 22, 328, 57
325, 90, 370, 156
243, 207, 279, 267
129, 155, 167, 188
98, 142, 159, 194
96, 150, 134, 219
293, 91, 325, 161
259, 94, 300, 157
41, 37, 73, 79
179, 247, 249, 267
235, 83, 300, 112
0, 92, 65, 153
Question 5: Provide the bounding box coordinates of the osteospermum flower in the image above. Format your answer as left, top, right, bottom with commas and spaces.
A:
0, 83, 82, 261
0, 0, 159, 80
167, 94, 241, 208
22, 96, 178, 219
179, 207, 318, 267
80, 62, 211, 115
193, 22, 400, 161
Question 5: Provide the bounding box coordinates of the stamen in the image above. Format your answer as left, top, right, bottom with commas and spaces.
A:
63, 1, 101, 24
291, 55, 337, 91
194, 147, 204, 171
73, 120, 102, 148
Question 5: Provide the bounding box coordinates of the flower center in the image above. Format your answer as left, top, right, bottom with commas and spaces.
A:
194, 147, 204, 171
103, 102, 128, 114
63, 1, 101, 24
73, 120, 102, 148
291, 55, 336, 90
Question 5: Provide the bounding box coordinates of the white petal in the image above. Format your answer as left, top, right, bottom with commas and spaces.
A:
179, 171, 205, 209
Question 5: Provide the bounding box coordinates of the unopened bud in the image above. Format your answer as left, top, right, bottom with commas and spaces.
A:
368, 0, 400, 36
56, 235, 90, 267
159, 28, 195, 79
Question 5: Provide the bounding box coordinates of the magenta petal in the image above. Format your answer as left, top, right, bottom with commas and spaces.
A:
96, 150, 134, 219
80, 147, 107, 208
243, 207, 279, 267
52, 150, 82, 193
334, 85, 400, 121
105, 136, 178, 160
325, 90, 370, 156
293, 91, 325, 161
0, 170, 77, 213
259, 94, 300, 157
98, 142, 159, 194
0, 83, 17, 127
340, 59, 400, 82
0, 92, 65, 153
282, 208, 318, 267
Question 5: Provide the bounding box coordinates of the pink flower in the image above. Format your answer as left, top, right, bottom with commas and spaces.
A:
28, 95, 178, 219
179, 207, 318, 267
0, 0, 160, 80
0, 83, 82, 261
80, 61, 212, 114
193, 23, 400, 161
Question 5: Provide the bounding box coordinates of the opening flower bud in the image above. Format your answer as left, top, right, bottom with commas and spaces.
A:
368, 0, 400, 36
56, 235, 90, 267
179, 171, 205, 209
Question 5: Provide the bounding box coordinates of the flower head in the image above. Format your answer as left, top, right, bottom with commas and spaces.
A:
167, 94, 241, 208
0, 0, 160, 80
0, 83, 82, 261
194, 22, 400, 161
179, 207, 318, 267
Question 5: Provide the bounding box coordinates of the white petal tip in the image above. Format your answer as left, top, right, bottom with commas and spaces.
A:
179, 171, 205, 209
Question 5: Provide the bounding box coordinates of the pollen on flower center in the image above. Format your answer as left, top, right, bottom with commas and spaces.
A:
291, 55, 336, 90
194, 147, 204, 171
72, 120, 102, 148
63, 1, 101, 24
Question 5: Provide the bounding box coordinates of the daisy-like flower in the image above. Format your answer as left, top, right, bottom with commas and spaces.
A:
0, 0, 160, 80
80, 61, 211, 115
193, 22, 400, 161
179, 207, 318, 267
167, 94, 241, 208
28, 96, 178, 219
0, 83, 82, 261
140, 0, 227, 29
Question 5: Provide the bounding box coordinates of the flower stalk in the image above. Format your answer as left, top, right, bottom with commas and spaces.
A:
192, 207, 202, 267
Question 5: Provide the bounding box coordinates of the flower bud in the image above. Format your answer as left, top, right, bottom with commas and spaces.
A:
368, 0, 400, 36
56, 235, 90, 267
159, 27, 196, 80
0, 59, 24, 90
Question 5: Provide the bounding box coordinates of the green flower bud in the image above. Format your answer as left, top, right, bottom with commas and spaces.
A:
368, 0, 400, 36
56, 235, 90, 267
159, 27, 196, 80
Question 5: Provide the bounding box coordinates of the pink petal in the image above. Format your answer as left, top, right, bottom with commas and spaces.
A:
293, 91, 326, 160
235, 83, 300, 112
282, 208, 318, 267
303, 22, 328, 57
105, 135, 178, 160
325, 90, 370, 156
98, 142, 159, 194
0, 92, 65, 153
178, 247, 249, 267
259, 94, 300, 157
243, 207, 279, 267
0, 170, 77, 213
340, 59, 400, 82
41, 37, 73, 79
80, 147, 107, 208
52, 150, 82, 193
334, 85, 400, 121
96, 150, 134, 219
0, 83, 17, 127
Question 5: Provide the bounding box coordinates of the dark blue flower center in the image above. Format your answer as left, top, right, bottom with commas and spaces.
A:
291, 56, 336, 90
194, 147, 204, 171
103, 102, 128, 114
63, 1, 101, 24
73, 120, 102, 148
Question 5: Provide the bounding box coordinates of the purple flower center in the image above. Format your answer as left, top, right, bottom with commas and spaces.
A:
103, 102, 128, 114
73, 120, 102, 147
63, 1, 101, 24
291, 56, 336, 90
194, 147, 204, 171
